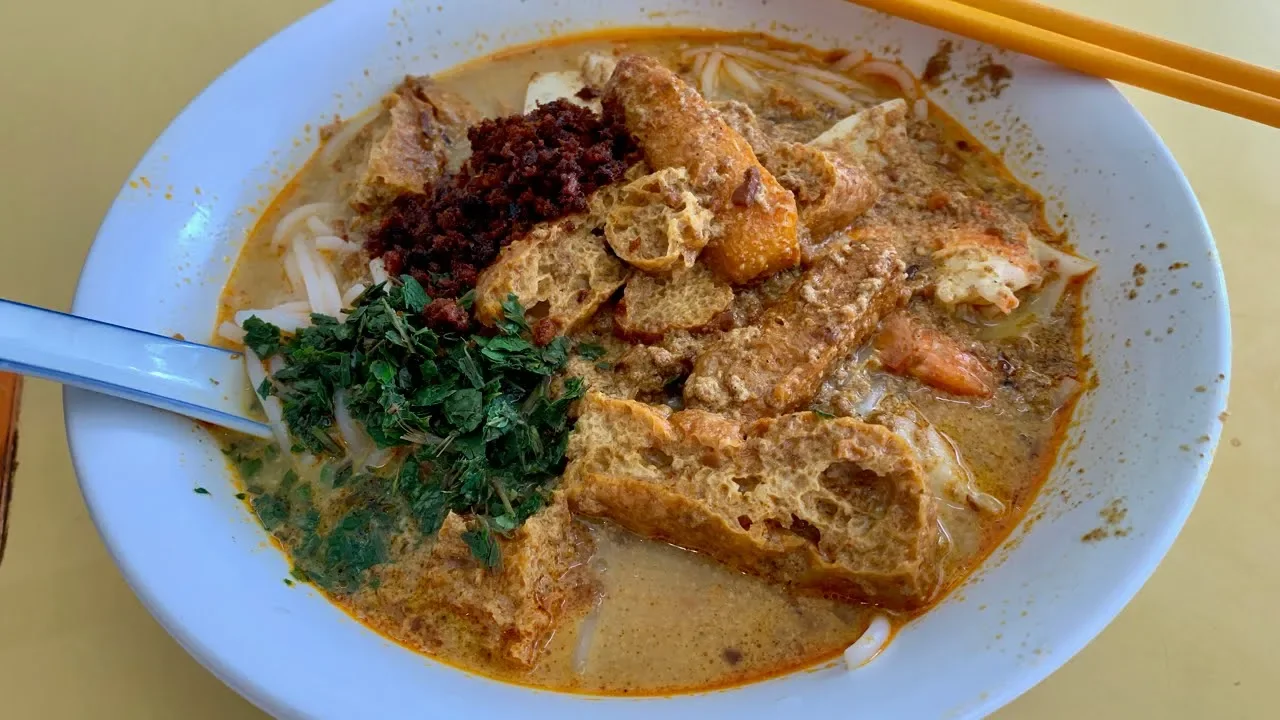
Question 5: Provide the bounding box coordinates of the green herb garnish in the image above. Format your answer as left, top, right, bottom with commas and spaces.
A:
461, 520, 502, 569
193, 487, 210, 495
399, 274, 430, 313
245, 288, 582, 570
575, 342, 607, 360
242, 316, 282, 357
223, 443, 266, 479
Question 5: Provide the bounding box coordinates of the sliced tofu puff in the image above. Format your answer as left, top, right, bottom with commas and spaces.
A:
593, 167, 714, 274
605, 55, 800, 284
592, 167, 729, 340
614, 265, 734, 341
473, 215, 629, 341
714, 100, 881, 248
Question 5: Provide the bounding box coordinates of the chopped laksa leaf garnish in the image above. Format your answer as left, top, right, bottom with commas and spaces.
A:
244, 285, 583, 572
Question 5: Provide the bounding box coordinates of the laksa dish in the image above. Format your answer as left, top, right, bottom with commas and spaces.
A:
213, 31, 1094, 695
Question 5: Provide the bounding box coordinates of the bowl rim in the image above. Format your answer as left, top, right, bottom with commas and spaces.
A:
62, 1, 1232, 717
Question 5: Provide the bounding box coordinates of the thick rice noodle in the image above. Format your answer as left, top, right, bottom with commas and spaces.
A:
341, 283, 367, 306
700, 51, 722, 96
305, 215, 334, 236
830, 50, 866, 72
690, 51, 708, 80
792, 76, 855, 110
218, 321, 247, 344
333, 389, 375, 462
283, 245, 304, 294
843, 614, 892, 669
244, 347, 292, 455
720, 57, 763, 94
313, 235, 361, 253
687, 45, 864, 88
854, 59, 918, 99
369, 257, 389, 285
292, 236, 343, 317
271, 202, 335, 250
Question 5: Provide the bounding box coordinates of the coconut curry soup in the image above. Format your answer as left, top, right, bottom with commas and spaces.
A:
213, 31, 1092, 696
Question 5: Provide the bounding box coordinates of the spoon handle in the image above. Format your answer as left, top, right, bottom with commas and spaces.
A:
0, 299, 272, 438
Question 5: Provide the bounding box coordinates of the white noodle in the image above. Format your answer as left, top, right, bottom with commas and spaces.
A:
831, 50, 865, 72
361, 446, 396, 473
234, 308, 312, 333
573, 599, 605, 675
369, 257, 389, 285
305, 215, 335, 236
271, 202, 335, 250
690, 45, 863, 87
312, 235, 361, 253
272, 300, 311, 313
913, 98, 930, 121
244, 348, 291, 455
855, 59, 919, 99
1030, 237, 1097, 278
700, 51, 723, 97
292, 237, 343, 317
217, 321, 246, 344
792, 76, 855, 111
691, 51, 708, 79
844, 615, 892, 669
721, 57, 763, 94
852, 375, 890, 418
317, 107, 378, 167
333, 389, 375, 461
283, 245, 304, 294
341, 283, 368, 306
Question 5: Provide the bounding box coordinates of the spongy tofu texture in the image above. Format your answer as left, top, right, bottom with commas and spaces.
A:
353, 76, 479, 210
615, 264, 734, 339
605, 55, 800, 284
353, 493, 592, 669
564, 393, 942, 610
596, 167, 713, 274
473, 213, 629, 335
714, 100, 881, 244
684, 228, 910, 419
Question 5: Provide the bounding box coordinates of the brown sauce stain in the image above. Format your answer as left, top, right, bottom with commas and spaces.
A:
963, 56, 1013, 102
922, 39, 955, 86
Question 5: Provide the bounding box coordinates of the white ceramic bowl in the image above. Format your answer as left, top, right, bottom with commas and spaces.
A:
66, 0, 1230, 717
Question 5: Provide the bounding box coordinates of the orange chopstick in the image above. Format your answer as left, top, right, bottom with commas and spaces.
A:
953, 0, 1280, 98
847, 0, 1280, 128
0, 373, 21, 567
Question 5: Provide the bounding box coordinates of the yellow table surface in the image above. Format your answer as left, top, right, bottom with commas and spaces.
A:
1, 1, 1275, 717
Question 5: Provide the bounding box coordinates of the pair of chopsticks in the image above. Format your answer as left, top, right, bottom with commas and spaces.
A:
849, 0, 1280, 128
